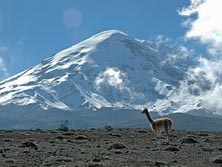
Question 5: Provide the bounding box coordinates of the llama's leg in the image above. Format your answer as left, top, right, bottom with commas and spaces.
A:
156, 131, 160, 144
164, 120, 170, 143
165, 128, 170, 143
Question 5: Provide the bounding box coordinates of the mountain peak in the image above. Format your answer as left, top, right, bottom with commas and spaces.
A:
74, 30, 129, 47
93, 30, 128, 38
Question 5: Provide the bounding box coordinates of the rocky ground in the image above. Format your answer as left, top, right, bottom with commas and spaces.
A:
0, 128, 222, 167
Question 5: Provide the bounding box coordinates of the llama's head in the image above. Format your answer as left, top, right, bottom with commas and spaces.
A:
141, 108, 148, 114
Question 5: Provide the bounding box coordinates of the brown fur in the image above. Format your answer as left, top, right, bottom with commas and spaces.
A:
142, 108, 173, 143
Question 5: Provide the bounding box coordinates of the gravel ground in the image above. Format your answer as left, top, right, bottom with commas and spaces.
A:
0, 128, 222, 167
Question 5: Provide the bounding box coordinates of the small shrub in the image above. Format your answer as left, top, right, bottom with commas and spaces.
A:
57, 120, 69, 132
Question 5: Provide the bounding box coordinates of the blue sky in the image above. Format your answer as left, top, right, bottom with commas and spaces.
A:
0, 0, 190, 79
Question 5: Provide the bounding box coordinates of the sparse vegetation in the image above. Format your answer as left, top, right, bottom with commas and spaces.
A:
57, 120, 69, 132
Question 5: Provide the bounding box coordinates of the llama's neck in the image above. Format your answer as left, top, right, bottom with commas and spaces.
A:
145, 111, 153, 123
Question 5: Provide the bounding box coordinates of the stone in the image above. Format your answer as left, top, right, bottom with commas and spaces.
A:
74, 135, 89, 140
108, 143, 127, 150
211, 155, 222, 164
155, 160, 169, 167
40, 156, 73, 166
201, 147, 214, 152
56, 136, 64, 140
179, 137, 198, 144
104, 125, 113, 131
21, 142, 38, 150
164, 146, 180, 151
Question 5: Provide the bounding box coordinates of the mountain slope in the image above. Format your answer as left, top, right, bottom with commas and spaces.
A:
0, 30, 220, 129
0, 30, 186, 112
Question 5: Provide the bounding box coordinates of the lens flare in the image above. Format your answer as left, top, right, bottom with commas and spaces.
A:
63, 8, 82, 29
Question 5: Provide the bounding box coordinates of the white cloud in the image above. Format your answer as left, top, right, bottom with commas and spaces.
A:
0, 57, 8, 76
95, 67, 125, 89
179, 0, 222, 55
173, 0, 222, 116
163, 45, 194, 65
94, 67, 142, 101
0, 45, 9, 79
172, 57, 222, 115
0, 12, 9, 80
0, 35, 26, 81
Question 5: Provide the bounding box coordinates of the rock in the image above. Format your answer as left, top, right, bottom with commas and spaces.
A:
211, 155, 222, 164
74, 135, 89, 140
187, 135, 197, 139
62, 132, 74, 136
40, 156, 73, 166
67, 139, 73, 143
170, 134, 177, 138
172, 160, 178, 163
109, 133, 121, 137
197, 133, 209, 136
161, 142, 170, 146
203, 138, 210, 142
49, 140, 55, 143
218, 148, 222, 151
103, 156, 111, 160
21, 142, 38, 150
3, 148, 10, 152
179, 137, 198, 144
137, 130, 148, 133
3, 139, 12, 142
23, 150, 30, 154
56, 136, 64, 140
164, 146, 180, 151
93, 157, 101, 162
108, 143, 127, 150
104, 125, 113, 131
114, 150, 123, 154
201, 147, 214, 152
4, 159, 14, 164
155, 160, 169, 167
87, 163, 105, 167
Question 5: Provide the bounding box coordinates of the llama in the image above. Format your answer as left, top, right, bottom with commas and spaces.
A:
142, 108, 173, 143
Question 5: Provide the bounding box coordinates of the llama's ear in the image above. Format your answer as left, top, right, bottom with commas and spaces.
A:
142, 107, 149, 112
141, 107, 145, 113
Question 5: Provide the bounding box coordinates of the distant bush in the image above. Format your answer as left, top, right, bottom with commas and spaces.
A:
57, 120, 69, 132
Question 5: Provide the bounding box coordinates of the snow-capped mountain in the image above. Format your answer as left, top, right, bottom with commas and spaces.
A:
0, 30, 219, 129
0, 30, 185, 111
